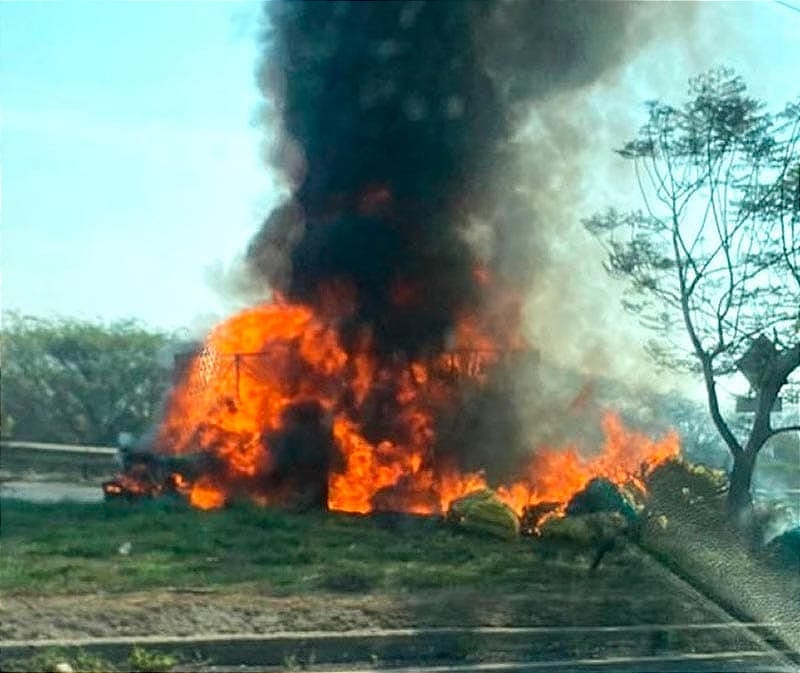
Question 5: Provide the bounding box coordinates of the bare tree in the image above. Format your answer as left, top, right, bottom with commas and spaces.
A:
585, 68, 799, 517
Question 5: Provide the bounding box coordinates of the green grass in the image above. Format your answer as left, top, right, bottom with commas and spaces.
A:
2, 648, 113, 673
0, 498, 560, 596
2, 646, 179, 673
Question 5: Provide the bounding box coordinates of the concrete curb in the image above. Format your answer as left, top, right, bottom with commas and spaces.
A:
3, 624, 796, 669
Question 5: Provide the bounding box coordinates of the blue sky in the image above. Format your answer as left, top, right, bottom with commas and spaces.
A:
2, 1, 799, 336
1, 1, 273, 333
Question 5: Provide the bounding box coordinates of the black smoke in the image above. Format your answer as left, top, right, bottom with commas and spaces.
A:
247, 0, 665, 358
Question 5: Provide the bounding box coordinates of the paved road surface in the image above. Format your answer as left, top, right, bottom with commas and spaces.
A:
0, 480, 103, 503
191, 651, 800, 673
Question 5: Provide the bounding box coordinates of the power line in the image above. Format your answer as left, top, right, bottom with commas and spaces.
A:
774, 0, 800, 15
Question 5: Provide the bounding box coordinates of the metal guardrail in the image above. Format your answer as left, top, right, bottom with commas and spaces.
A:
0, 441, 118, 481
0, 441, 116, 456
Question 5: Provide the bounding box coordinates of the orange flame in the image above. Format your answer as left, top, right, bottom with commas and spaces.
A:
495, 413, 680, 515
189, 478, 227, 510
147, 297, 679, 518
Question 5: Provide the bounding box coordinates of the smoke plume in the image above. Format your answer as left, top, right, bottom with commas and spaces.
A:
246, 1, 683, 360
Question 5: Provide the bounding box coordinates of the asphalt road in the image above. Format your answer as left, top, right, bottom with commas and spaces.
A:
191, 651, 800, 673
0, 479, 104, 503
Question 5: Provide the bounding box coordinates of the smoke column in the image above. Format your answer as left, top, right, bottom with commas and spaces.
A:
246, 0, 673, 359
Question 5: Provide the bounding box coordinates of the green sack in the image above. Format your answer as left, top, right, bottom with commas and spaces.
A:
447, 489, 520, 540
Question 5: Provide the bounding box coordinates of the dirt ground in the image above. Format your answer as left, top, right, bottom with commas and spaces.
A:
0, 553, 748, 644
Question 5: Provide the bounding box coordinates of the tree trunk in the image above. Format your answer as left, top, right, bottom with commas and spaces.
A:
725, 369, 785, 521
727, 449, 756, 518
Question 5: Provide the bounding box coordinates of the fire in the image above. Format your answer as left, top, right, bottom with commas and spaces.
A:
189, 478, 227, 510
157, 301, 344, 480
495, 413, 680, 515
131, 295, 679, 517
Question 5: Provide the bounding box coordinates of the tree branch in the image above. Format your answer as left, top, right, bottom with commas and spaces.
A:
768, 425, 800, 439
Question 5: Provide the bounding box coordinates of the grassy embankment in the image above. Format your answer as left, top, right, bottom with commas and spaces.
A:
3, 491, 795, 671
0, 497, 552, 596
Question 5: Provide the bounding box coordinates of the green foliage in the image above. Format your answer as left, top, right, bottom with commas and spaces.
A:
4, 646, 180, 673
127, 646, 178, 673
0, 312, 177, 445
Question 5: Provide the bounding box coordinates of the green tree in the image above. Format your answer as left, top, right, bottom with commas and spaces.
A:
585, 68, 799, 517
0, 313, 176, 445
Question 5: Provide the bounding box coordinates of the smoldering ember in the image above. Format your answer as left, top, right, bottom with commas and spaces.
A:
104, 1, 685, 520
